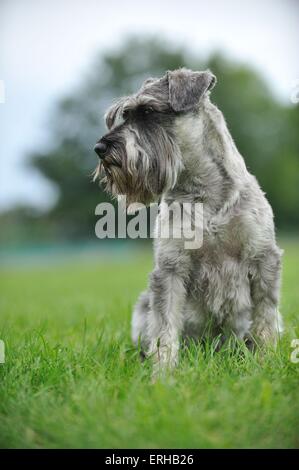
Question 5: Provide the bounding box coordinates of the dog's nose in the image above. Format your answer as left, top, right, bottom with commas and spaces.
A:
94, 141, 108, 159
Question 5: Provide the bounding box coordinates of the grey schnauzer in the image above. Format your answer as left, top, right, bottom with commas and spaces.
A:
94, 68, 283, 374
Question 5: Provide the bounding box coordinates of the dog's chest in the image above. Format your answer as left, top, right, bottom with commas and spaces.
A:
187, 230, 250, 319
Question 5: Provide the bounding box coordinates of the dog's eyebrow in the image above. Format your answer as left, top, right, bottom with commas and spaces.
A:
105, 93, 169, 130
136, 95, 164, 109
105, 106, 118, 129
105, 97, 128, 129
124, 95, 169, 114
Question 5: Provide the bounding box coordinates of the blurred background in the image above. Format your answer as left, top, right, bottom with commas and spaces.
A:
0, 0, 298, 265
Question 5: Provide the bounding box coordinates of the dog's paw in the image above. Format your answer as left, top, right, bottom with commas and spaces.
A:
148, 345, 178, 382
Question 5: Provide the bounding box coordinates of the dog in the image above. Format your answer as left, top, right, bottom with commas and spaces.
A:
94, 68, 283, 374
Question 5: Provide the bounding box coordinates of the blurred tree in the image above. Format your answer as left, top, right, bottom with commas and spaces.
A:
15, 37, 299, 240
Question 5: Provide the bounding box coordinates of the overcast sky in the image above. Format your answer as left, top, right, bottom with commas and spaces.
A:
0, 0, 298, 210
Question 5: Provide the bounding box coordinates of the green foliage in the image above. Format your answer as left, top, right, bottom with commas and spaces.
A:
0, 238, 298, 448
14, 36, 299, 240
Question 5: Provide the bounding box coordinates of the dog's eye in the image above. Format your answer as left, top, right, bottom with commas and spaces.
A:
143, 106, 154, 115
122, 109, 130, 120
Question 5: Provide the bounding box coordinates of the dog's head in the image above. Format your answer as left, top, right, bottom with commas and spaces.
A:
94, 68, 216, 205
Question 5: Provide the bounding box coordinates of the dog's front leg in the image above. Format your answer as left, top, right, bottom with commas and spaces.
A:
249, 246, 283, 346
147, 265, 187, 377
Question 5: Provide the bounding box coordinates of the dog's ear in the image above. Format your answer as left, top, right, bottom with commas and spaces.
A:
167, 69, 216, 112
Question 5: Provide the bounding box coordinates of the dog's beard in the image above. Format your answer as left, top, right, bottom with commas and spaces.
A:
94, 158, 160, 207
93, 128, 181, 207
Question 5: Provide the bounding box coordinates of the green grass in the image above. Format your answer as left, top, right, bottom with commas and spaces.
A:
0, 240, 299, 449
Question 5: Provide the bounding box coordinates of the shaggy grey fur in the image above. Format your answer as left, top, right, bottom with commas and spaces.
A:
94, 68, 283, 375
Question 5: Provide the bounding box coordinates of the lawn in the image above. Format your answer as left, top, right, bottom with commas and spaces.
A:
0, 240, 298, 449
